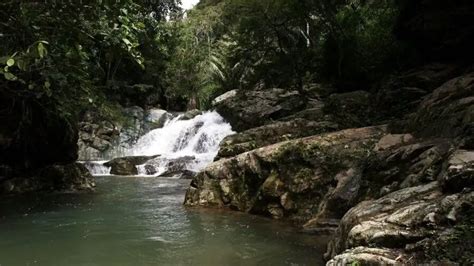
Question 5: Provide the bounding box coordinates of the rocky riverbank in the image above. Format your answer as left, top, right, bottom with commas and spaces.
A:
184, 65, 473, 264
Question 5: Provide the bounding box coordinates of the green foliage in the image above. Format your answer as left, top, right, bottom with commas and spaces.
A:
166, 0, 409, 108
0, 0, 180, 120
323, 1, 405, 85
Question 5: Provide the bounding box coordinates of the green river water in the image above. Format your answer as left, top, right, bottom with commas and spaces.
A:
0, 176, 328, 266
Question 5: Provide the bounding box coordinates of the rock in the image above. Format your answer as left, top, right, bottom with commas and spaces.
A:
180, 109, 203, 120
185, 125, 386, 223
363, 139, 453, 195
325, 182, 474, 264
373, 134, 415, 152
303, 168, 362, 232
145, 109, 173, 130
216, 119, 339, 159
262, 172, 285, 197
158, 170, 197, 179
162, 156, 196, 173
143, 156, 197, 176
104, 155, 159, 176
324, 91, 372, 128
326, 247, 407, 266
302, 83, 336, 99
409, 72, 474, 138
91, 138, 112, 152
212, 89, 238, 106
144, 164, 157, 175
1, 163, 95, 194
124, 106, 145, 119
440, 149, 474, 192
214, 88, 307, 132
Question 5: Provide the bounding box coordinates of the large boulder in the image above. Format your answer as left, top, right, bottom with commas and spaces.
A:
185, 126, 387, 224
143, 156, 197, 176
145, 108, 173, 130
216, 118, 339, 159
408, 72, 474, 138
104, 155, 159, 176
373, 64, 460, 122
214, 88, 307, 132
362, 138, 454, 196
325, 182, 474, 264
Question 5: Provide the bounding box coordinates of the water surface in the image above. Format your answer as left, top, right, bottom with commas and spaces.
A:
0, 176, 328, 265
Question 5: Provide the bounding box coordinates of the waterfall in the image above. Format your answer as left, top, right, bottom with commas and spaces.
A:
130, 111, 234, 176
84, 111, 234, 176
82, 161, 112, 176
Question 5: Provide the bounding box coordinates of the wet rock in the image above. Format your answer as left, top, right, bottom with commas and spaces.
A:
163, 156, 196, 173
158, 170, 197, 179
214, 88, 307, 132
143, 156, 197, 176
144, 164, 157, 175
145, 109, 172, 130
180, 109, 203, 121
104, 155, 160, 176
185, 126, 386, 224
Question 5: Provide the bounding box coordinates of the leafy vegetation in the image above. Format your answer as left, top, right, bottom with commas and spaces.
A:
165, 0, 409, 108
0, 0, 409, 118
0, 0, 180, 122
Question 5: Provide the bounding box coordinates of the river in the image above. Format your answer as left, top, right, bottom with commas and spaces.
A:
0, 175, 328, 265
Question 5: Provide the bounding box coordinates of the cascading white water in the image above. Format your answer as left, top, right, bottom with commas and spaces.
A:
130, 111, 234, 176
82, 161, 112, 176
83, 111, 233, 176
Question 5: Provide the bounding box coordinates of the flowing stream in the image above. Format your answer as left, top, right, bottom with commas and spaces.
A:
0, 176, 328, 265
0, 111, 329, 265
84, 111, 234, 176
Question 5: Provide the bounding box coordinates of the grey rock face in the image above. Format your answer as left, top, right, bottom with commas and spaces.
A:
214, 88, 307, 132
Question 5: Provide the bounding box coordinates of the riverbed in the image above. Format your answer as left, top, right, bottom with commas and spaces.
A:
0, 176, 328, 265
